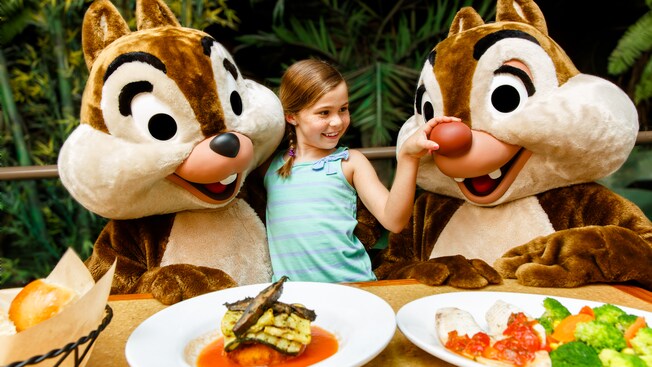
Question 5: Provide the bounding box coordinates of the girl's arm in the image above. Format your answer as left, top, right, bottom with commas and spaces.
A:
351, 116, 460, 233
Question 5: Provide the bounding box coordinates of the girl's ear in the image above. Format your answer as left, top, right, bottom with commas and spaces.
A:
285, 114, 297, 125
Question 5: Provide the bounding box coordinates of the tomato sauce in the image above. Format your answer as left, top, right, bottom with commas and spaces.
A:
196, 326, 338, 367
445, 312, 546, 367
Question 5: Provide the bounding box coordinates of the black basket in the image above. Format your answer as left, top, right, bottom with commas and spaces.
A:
4, 304, 113, 367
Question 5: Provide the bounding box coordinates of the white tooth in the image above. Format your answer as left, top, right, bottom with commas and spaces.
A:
220, 174, 237, 185
489, 169, 502, 179
454, 177, 465, 182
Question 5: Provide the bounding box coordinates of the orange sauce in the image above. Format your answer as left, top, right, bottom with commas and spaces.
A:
197, 326, 338, 367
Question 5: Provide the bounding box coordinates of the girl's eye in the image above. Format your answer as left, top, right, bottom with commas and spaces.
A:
340, 106, 348, 113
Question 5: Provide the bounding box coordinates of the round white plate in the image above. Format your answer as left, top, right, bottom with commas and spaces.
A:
396, 291, 652, 367
126, 281, 396, 367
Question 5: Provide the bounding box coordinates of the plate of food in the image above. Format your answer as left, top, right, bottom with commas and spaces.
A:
126, 277, 396, 367
396, 291, 651, 367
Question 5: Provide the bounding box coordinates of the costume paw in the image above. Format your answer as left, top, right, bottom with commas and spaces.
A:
135, 264, 237, 305
494, 227, 652, 289
411, 255, 502, 288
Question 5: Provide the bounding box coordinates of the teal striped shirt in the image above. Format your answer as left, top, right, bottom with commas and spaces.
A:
264, 147, 377, 282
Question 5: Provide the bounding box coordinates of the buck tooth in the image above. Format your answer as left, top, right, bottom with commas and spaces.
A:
220, 174, 237, 185
489, 169, 502, 179
454, 177, 465, 182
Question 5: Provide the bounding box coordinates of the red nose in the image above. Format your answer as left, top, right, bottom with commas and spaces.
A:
428, 121, 472, 157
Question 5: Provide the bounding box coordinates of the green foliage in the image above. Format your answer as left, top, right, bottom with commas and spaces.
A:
607, 3, 652, 104
0, 0, 236, 287
236, 0, 495, 147
599, 146, 652, 220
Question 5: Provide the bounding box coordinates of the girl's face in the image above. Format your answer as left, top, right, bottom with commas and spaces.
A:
288, 82, 350, 153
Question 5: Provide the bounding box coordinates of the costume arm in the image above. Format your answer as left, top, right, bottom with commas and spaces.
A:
85, 215, 237, 304
495, 183, 652, 289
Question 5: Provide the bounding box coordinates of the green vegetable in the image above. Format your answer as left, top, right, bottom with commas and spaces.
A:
630, 327, 652, 359
598, 349, 647, 367
617, 314, 641, 333
593, 304, 640, 332
594, 304, 628, 325
539, 297, 572, 334
575, 320, 627, 352
549, 341, 601, 367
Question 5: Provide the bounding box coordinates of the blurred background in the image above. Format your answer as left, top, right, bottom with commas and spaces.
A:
0, 0, 650, 287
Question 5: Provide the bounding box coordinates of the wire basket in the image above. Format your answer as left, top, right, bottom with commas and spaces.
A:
4, 304, 113, 367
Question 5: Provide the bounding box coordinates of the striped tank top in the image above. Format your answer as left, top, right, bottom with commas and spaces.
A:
264, 147, 377, 282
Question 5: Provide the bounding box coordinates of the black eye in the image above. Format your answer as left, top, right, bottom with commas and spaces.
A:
423, 101, 434, 122
491, 85, 521, 113
148, 113, 177, 140
230, 91, 242, 116
488, 72, 530, 115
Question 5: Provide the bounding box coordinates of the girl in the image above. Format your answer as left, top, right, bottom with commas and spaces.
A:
264, 58, 459, 282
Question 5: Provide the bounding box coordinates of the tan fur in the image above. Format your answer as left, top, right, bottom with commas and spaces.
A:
61, 0, 285, 304
374, 0, 652, 290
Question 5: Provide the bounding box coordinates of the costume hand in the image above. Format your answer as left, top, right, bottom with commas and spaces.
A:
399, 116, 462, 159
405, 255, 502, 288
494, 227, 652, 289
134, 264, 238, 305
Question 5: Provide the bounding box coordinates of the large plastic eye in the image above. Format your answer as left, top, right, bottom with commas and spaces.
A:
489, 74, 529, 114
131, 93, 178, 141
148, 113, 177, 141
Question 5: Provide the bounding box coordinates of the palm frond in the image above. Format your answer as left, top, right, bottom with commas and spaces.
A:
608, 11, 652, 75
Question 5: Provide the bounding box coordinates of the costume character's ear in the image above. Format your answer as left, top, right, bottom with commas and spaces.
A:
496, 0, 548, 35
82, 0, 130, 70
136, 0, 181, 30
448, 7, 485, 36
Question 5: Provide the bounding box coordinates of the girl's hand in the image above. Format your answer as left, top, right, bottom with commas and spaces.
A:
400, 116, 462, 159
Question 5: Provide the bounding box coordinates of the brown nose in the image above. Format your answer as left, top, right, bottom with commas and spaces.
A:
428, 121, 472, 157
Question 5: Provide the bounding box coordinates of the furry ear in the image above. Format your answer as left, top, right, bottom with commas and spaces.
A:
448, 7, 485, 37
496, 0, 548, 35
82, 0, 130, 70
136, 0, 181, 30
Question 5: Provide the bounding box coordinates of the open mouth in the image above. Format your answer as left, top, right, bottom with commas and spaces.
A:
170, 173, 239, 202
458, 149, 525, 197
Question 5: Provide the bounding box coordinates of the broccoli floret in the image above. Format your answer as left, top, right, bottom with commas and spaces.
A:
599, 349, 647, 367
630, 327, 652, 357
575, 320, 627, 352
616, 314, 640, 333
539, 297, 571, 334
594, 304, 628, 325
549, 341, 601, 367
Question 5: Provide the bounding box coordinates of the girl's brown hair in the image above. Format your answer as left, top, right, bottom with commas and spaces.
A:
277, 59, 346, 177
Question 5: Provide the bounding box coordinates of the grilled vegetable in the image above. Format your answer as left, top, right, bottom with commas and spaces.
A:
221, 276, 317, 356
232, 276, 288, 337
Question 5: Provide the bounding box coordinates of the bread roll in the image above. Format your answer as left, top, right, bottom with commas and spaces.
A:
8, 279, 77, 332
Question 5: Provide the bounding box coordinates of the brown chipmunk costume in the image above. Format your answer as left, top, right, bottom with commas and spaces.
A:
374, 0, 652, 290
58, 0, 285, 304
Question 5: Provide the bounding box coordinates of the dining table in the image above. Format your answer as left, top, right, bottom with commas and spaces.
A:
86, 278, 652, 367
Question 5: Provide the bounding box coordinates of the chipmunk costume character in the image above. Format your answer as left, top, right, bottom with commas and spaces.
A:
58, 0, 285, 304
374, 0, 652, 290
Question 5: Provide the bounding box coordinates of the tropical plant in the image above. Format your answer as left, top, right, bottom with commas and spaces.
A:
607, 0, 652, 106
0, 0, 237, 287
235, 0, 496, 148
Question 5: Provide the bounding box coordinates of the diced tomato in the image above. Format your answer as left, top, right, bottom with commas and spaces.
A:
445, 331, 490, 358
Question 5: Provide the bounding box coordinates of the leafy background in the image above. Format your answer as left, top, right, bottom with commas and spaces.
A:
0, 0, 650, 287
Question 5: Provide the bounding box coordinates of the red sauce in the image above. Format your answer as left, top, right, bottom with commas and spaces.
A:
445, 312, 546, 367
197, 326, 338, 367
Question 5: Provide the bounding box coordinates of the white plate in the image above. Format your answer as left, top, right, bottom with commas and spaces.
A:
396, 291, 652, 367
126, 281, 396, 367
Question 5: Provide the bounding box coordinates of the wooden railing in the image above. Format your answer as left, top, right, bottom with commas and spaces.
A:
1, 131, 651, 181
